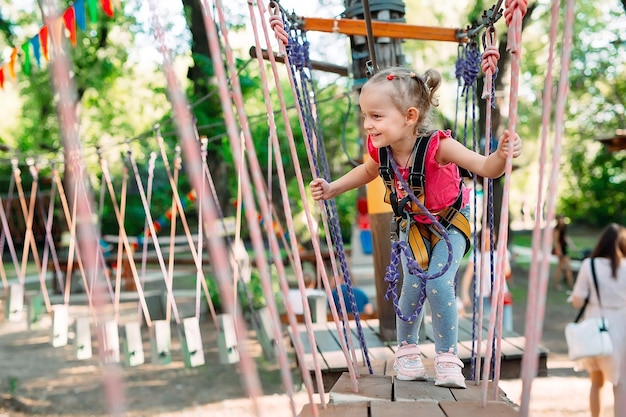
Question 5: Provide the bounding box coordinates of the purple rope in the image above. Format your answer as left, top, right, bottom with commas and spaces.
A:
284, 16, 373, 374
383, 149, 454, 322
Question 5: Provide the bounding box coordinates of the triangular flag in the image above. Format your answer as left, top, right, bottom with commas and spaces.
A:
9, 48, 17, 80
87, 0, 98, 23
30, 36, 42, 68
49, 17, 65, 56
100, 0, 114, 17
39, 26, 49, 61
0, 67, 4, 89
21, 43, 32, 76
75, 0, 87, 31
63, 7, 77, 46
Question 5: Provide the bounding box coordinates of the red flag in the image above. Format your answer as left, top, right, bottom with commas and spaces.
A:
63, 7, 77, 46
100, 0, 114, 17
0, 67, 4, 89
39, 26, 49, 61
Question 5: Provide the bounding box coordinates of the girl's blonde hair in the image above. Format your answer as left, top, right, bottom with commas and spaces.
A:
363, 66, 441, 136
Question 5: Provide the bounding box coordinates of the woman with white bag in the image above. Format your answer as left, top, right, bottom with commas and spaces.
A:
568, 223, 626, 417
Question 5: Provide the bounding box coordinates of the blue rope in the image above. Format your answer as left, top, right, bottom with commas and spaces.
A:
283, 15, 373, 374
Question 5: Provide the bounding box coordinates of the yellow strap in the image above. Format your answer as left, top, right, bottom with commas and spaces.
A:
405, 209, 471, 271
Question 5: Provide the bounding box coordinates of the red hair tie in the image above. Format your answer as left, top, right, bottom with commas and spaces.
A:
387, 74, 395, 80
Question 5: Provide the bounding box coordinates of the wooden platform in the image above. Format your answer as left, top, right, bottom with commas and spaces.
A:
289, 317, 548, 392
298, 371, 520, 416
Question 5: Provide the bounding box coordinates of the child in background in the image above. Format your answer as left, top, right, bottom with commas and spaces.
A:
310, 66, 522, 388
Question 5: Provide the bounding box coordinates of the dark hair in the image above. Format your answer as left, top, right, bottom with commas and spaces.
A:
589, 223, 626, 279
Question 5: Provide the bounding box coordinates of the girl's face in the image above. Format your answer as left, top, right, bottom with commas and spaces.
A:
359, 87, 415, 149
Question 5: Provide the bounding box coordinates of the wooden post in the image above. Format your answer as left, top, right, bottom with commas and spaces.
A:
344, 0, 407, 341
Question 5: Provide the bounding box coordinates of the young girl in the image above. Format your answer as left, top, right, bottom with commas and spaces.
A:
310, 66, 522, 389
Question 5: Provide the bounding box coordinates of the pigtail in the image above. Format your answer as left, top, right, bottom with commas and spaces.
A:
423, 68, 441, 107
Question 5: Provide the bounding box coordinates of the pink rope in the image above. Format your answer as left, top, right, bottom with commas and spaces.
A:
481, 0, 528, 406
504, 0, 528, 54
481, 28, 500, 99
247, 3, 325, 411
265, 1, 362, 394
519, 0, 575, 415
42, 0, 127, 413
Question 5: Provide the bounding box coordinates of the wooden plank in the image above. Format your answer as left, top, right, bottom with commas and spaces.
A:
329, 373, 392, 403
301, 17, 463, 43
346, 320, 396, 362
450, 381, 507, 402
314, 323, 350, 371
439, 400, 519, 416
371, 401, 447, 416
394, 378, 456, 402
298, 402, 368, 417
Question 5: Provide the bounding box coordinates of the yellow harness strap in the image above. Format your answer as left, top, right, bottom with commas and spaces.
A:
401, 208, 471, 271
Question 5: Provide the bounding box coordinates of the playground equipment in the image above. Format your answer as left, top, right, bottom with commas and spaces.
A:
0, 0, 579, 415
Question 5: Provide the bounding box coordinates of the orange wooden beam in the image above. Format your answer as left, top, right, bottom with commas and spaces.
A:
299, 17, 466, 43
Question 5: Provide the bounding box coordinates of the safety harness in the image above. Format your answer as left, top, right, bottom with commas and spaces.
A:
379, 133, 471, 270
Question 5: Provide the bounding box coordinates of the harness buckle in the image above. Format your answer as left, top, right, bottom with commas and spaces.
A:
390, 218, 398, 241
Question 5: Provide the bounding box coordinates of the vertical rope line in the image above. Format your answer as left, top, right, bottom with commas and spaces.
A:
137, 152, 157, 322
42, 0, 126, 412
520, 0, 560, 405
212, 3, 305, 412
483, 0, 529, 406
246, 3, 330, 409
284, 16, 372, 378
265, 3, 360, 397
520, 0, 574, 414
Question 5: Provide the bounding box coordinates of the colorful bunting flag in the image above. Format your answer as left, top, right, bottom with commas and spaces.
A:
9, 48, 17, 80
0, 0, 115, 90
39, 26, 49, 61
87, 0, 99, 23
30, 36, 42, 68
101, 0, 114, 17
21, 43, 31, 76
75, 0, 87, 31
63, 7, 77, 46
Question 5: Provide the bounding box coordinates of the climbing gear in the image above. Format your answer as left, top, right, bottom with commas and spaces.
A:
379, 133, 471, 270
393, 342, 427, 381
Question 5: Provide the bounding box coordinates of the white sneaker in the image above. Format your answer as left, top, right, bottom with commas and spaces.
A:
434, 349, 466, 388
393, 342, 427, 381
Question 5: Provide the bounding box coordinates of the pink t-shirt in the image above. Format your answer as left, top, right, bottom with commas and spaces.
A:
368, 130, 470, 224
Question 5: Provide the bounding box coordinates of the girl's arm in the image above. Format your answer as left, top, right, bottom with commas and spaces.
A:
310, 158, 379, 200
438, 130, 522, 179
